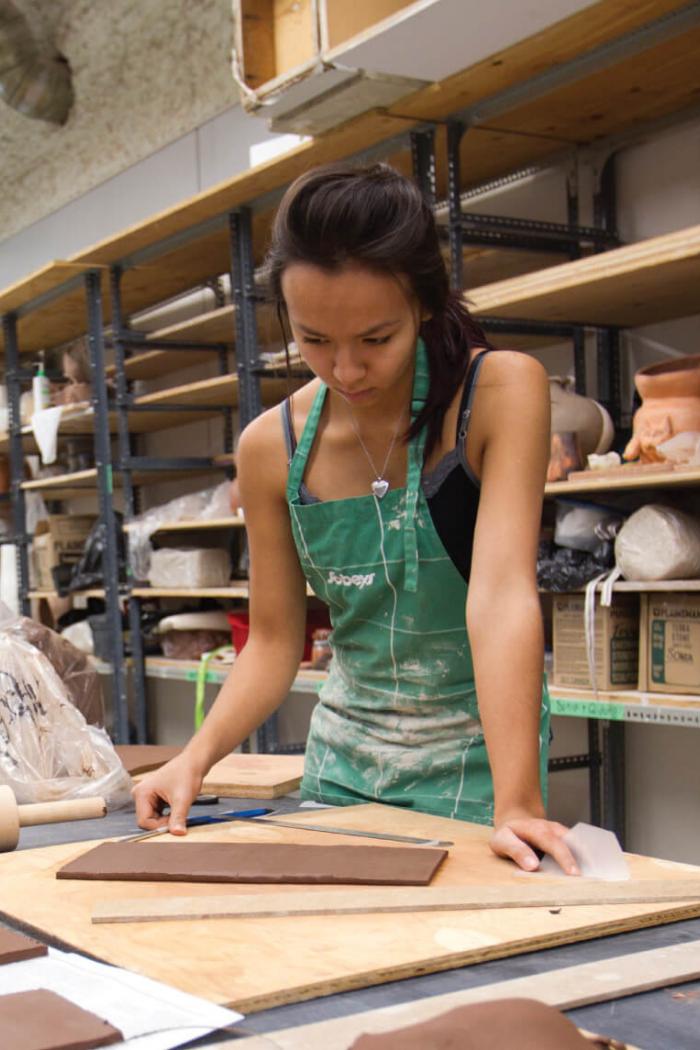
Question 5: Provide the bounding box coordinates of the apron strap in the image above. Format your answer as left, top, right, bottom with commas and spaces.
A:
286, 384, 327, 503
402, 338, 430, 593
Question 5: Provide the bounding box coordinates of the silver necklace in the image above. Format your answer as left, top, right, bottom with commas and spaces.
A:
344, 404, 404, 499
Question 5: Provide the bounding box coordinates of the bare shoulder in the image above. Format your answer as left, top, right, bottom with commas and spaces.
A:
477, 351, 549, 432
480, 349, 548, 396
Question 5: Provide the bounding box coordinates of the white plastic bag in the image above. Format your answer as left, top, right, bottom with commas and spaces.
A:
127, 481, 234, 582
0, 603, 132, 806
615, 504, 700, 581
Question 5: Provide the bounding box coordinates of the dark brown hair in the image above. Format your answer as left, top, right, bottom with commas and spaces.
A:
265, 162, 494, 457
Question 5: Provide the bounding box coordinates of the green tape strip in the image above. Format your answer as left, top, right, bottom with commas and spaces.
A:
550, 697, 625, 721
194, 646, 233, 730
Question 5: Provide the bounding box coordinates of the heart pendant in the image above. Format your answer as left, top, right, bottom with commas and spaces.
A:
371, 479, 389, 499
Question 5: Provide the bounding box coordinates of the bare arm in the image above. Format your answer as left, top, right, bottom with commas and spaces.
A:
466, 352, 578, 875
133, 409, 307, 831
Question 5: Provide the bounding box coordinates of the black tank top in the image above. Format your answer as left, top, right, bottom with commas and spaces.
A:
282, 352, 490, 582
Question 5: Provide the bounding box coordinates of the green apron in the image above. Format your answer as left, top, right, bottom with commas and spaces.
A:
286, 340, 549, 825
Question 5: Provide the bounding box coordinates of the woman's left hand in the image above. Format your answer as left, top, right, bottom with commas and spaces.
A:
490, 813, 580, 875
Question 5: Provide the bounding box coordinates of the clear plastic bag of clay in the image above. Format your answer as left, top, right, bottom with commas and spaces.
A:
554, 499, 625, 559
127, 480, 234, 583
0, 605, 132, 807
615, 503, 700, 581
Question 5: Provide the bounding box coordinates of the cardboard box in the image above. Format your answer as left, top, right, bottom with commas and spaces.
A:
32, 515, 95, 591
642, 593, 700, 696
552, 594, 639, 691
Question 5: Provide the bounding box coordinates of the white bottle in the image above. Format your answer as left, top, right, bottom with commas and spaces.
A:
32, 352, 50, 413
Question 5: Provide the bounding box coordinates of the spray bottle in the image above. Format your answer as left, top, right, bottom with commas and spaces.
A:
32, 352, 50, 413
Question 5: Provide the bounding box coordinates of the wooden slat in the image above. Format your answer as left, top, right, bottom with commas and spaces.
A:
92, 878, 700, 924
221, 940, 700, 1049
470, 224, 700, 326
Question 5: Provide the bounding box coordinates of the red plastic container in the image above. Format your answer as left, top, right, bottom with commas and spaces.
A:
227, 611, 330, 660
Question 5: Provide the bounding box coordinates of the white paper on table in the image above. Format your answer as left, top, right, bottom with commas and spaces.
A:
538, 822, 631, 881
30, 406, 63, 465
0, 945, 243, 1049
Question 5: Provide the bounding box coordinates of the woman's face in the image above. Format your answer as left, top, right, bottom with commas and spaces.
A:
281, 262, 423, 409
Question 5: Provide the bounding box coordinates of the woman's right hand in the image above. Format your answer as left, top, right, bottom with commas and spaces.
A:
131, 753, 205, 834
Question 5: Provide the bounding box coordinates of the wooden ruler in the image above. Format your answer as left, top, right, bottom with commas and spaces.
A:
219, 940, 700, 1049
93, 877, 700, 924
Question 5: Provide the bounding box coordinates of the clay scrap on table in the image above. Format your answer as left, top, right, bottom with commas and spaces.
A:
0, 927, 48, 965
349, 1000, 614, 1049
114, 744, 181, 776
0, 988, 123, 1050
56, 841, 447, 885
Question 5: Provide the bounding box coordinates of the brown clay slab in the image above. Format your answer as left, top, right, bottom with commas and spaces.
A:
114, 744, 181, 775
56, 841, 447, 885
0, 927, 48, 964
0, 989, 122, 1050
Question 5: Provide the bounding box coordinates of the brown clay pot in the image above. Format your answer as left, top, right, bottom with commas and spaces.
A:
625, 354, 700, 462
0, 455, 9, 494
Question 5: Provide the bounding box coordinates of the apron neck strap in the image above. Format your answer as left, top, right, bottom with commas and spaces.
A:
286, 383, 327, 502
403, 338, 429, 593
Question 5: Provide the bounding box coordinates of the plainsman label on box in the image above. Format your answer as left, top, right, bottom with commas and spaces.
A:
649, 596, 700, 694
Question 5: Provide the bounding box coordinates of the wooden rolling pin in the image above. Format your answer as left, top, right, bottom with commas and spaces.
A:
0, 785, 106, 852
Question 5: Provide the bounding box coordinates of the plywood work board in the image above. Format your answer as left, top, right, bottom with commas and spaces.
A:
127, 752, 305, 797
1, 804, 700, 1013
200, 754, 305, 798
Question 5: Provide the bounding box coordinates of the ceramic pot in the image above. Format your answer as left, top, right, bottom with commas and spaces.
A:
549, 377, 614, 459
624, 354, 700, 462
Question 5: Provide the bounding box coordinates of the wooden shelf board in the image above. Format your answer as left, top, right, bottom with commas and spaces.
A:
21, 465, 224, 499
546, 465, 700, 495
470, 224, 700, 327
551, 684, 700, 709
27, 588, 106, 600
131, 585, 250, 598
124, 516, 244, 533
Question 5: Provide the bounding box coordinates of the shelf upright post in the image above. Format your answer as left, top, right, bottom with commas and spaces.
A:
84, 270, 130, 743
229, 205, 278, 752
566, 166, 587, 395
594, 153, 622, 427
110, 265, 148, 744
446, 121, 465, 292
602, 719, 626, 846
229, 207, 262, 430
411, 128, 436, 206
587, 719, 602, 826
2, 313, 30, 615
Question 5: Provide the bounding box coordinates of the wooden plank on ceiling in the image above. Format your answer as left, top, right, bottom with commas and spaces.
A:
391, 0, 693, 122
482, 24, 700, 148
469, 223, 700, 326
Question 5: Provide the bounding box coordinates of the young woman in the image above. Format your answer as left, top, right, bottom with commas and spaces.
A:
134, 163, 578, 875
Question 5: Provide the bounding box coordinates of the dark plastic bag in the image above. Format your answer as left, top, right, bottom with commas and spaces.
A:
68, 513, 127, 593
537, 539, 614, 592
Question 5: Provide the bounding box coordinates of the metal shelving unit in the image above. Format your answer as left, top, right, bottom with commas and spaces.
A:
1, 2, 698, 789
